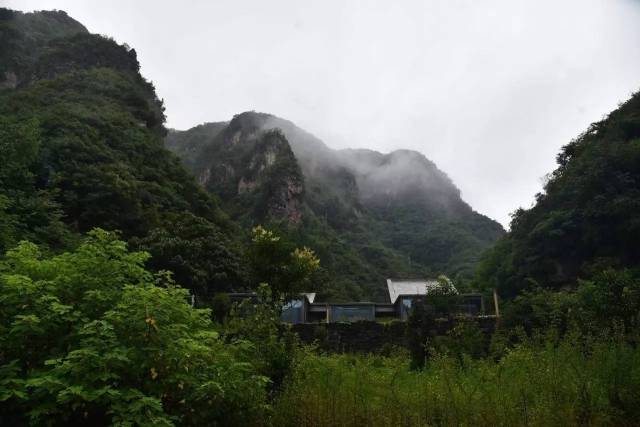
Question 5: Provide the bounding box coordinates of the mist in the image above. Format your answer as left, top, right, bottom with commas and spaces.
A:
7, 0, 640, 227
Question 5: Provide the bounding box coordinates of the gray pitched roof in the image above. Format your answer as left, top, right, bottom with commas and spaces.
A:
386, 278, 458, 304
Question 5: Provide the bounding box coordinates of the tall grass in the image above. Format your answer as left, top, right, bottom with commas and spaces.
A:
272, 335, 640, 426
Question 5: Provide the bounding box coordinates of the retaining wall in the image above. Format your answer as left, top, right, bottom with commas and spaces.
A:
289, 317, 498, 353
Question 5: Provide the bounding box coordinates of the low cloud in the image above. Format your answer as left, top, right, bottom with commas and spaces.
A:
9, 0, 640, 227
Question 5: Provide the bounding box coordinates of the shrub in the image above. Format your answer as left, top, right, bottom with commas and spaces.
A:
0, 229, 268, 426
433, 318, 487, 362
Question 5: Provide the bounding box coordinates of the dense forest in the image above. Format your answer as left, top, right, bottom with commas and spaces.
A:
1, 7, 640, 427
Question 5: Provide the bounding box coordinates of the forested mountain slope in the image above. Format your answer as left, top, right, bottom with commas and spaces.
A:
167, 112, 504, 300
476, 91, 640, 296
0, 8, 244, 296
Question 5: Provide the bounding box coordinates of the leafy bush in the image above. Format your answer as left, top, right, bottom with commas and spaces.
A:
501, 287, 579, 334
433, 319, 487, 362
499, 269, 640, 337
406, 276, 480, 369
0, 230, 268, 426
576, 269, 640, 329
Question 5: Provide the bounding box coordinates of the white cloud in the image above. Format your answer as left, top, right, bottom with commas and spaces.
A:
7, 0, 640, 227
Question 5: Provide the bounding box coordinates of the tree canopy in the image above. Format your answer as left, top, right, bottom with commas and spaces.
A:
0, 229, 268, 426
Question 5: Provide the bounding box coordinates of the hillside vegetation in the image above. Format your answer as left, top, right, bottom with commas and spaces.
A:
2, 7, 640, 427
273, 338, 640, 427
0, 8, 244, 297
167, 113, 504, 300
476, 91, 640, 297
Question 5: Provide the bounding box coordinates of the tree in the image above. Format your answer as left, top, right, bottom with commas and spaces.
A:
407, 275, 459, 369
132, 212, 244, 297
407, 299, 434, 370
224, 284, 299, 391
246, 225, 320, 300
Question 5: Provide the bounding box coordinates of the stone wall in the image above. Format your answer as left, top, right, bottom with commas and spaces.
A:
289, 317, 497, 353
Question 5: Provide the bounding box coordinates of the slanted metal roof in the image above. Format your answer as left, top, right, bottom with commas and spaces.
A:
386, 278, 457, 304
302, 293, 316, 303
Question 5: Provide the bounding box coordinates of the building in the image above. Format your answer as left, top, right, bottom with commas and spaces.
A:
387, 278, 456, 320
280, 293, 316, 323
227, 278, 493, 324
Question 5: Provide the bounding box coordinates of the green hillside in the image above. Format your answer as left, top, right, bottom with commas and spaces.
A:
476, 91, 640, 297
0, 8, 244, 297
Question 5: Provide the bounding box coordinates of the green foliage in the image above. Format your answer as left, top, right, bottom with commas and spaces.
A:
0, 230, 268, 426
501, 269, 640, 335
427, 275, 460, 316
406, 300, 435, 370
501, 287, 579, 334
273, 335, 640, 426
0, 14, 244, 295
0, 115, 73, 253
576, 269, 640, 328
247, 226, 320, 299
132, 212, 244, 297
224, 284, 299, 391
31, 32, 142, 83
406, 276, 474, 369
0, 8, 88, 85
1, 67, 188, 237
433, 319, 487, 362
476, 91, 640, 296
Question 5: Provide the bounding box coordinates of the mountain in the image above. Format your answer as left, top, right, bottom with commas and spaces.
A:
0, 8, 244, 296
167, 112, 504, 301
0, 8, 87, 88
476, 91, 640, 297
0, 8, 503, 302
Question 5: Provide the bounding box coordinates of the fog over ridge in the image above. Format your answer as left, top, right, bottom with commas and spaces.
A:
8, 0, 640, 227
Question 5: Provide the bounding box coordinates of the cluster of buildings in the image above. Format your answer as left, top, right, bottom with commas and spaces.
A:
230, 279, 496, 324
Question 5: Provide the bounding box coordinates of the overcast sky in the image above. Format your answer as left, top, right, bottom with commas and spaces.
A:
7, 0, 640, 227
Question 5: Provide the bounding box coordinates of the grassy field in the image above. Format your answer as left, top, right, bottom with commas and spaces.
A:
272, 335, 640, 427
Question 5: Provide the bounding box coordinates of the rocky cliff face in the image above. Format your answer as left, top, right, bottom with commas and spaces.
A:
233, 129, 304, 223
167, 115, 304, 224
